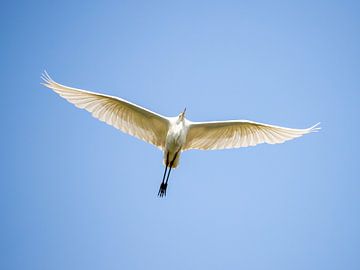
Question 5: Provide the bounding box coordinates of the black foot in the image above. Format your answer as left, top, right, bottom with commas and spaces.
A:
158, 182, 167, 197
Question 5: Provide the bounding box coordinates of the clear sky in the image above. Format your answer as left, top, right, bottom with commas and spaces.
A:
1, 0, 359, 269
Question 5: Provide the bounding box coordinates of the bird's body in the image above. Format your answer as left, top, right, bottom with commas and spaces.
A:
41, 72, 320, 197
164, 116, 188, 168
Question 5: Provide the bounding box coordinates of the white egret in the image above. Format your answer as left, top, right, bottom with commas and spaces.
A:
41, 72, 320, 197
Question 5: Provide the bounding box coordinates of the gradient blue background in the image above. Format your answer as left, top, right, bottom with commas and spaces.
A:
1, 1, 359, 269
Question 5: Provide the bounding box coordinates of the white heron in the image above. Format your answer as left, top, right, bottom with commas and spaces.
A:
41, 72, 320, 197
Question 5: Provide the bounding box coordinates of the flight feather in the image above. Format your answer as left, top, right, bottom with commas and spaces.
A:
184, 120, 320, 150
41, 72, 169, 149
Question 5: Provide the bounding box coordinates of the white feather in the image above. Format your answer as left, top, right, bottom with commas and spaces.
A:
184, 120, 320, 150
41, 71, 170, 149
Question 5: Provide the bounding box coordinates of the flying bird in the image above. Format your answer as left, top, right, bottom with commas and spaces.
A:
41, 72, 320, 197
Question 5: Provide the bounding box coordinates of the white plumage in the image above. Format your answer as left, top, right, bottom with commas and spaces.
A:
42, 72, 320, 197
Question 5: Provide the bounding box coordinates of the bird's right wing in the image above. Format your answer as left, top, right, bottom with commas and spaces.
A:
42, 72, 169, 149
184, 120, 320, 150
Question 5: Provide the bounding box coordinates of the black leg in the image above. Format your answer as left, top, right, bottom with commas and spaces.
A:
166, 151, 179, 185
165, 166, 173, 185
158, 151, 179, 197
158, 165, 168, 197
158, 153, 169, 197
162, 165, 168, 184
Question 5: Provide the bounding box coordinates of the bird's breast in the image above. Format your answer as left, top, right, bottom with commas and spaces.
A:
165, 123, 188, 152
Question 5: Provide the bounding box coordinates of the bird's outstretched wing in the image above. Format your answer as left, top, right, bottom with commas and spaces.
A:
184, 120, 320, 150
41, 72, 169, 149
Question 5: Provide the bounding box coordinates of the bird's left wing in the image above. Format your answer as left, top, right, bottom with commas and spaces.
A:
42, 72, 169, 149
183, 120, 320, 150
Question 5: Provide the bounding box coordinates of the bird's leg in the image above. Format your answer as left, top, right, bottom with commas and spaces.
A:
158, 167, 172, 197
158, 151, 178, 197
164, 166, 173, 193
161, 165, 168, 184
158, 166, 168, 197
165, 151, 178, 185
158, 153, 169, 197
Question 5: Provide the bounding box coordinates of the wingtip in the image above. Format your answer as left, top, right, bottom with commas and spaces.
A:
41, 70, 53, 83
309, 122, 321, 132
40, 70, 56, 89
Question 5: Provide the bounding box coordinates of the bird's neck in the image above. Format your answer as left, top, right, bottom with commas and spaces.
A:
176, 118, 185, 126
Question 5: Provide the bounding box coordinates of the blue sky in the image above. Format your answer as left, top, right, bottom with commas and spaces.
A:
1, 0, 359, 269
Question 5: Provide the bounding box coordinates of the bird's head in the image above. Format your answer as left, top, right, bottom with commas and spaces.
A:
178, 108, 186, 121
